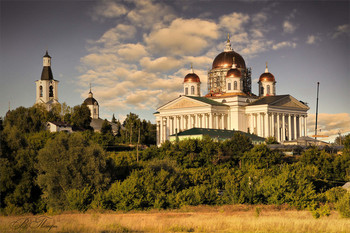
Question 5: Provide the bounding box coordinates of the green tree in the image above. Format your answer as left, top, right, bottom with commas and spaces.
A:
222, 132, 254, 166
101, 119, 112, 135
70, 104, 91, 130
111, 114, 117, 124
123, 113, 140, 144
36, 132, 110, 211
242, 144, 283, 169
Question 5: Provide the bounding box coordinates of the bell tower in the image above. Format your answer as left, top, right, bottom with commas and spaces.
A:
35, 50, 59, 109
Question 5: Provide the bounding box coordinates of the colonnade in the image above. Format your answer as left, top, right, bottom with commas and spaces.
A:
247, 112, 307, 142
156, 113, 228, 145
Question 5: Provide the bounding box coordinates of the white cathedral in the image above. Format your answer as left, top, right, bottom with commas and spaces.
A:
154, 37, 309, 146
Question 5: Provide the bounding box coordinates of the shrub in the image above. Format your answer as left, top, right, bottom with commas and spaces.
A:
66, 186, 93, 211
336, 193, 350, 218
325, 187, 347, 203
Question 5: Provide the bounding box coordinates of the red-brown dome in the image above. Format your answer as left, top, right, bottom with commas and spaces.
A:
184, 73, 200, 83
212, 51, 246, 69
259, 72, 275, 82
226, 68, 241, 78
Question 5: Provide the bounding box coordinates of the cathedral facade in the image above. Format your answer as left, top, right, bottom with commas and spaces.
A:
154, 37, 309, 146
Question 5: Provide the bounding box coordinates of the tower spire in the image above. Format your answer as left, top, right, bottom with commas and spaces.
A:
88, 83, 93, 98
224, 33, 233, 52
191, 63, 194, 73
265, 61, 269, 73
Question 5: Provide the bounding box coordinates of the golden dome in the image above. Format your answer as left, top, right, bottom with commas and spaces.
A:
259, 72, 275, 82
184, 73, 200, 83
226, 68, 241, 78
212, 51, 246, 69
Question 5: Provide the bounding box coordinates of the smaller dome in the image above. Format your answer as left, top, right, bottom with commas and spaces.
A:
184, 73, 200, 83
84, 96, 98, 105
226, 68, 241, 78
259, 72, 275, 82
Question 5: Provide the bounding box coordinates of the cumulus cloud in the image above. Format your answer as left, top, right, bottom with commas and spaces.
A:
96, 24, 136, 47
117, 43, 148, 61
144, 18, 219, 56
272, 41, 297, 50
306, 35, 320, 44
332, 24, 350, 38
219, 12, 250, 34
92, 1, 128, 20
126, 0, 176, 30
140, 57, 182, 73
283, 20, 297, 34
307, 113, 350, 137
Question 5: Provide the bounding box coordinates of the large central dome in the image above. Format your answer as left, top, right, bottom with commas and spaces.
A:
212, 51, 246, 69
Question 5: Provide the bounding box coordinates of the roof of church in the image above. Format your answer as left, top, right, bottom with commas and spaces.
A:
41, 66, 54, 80
248, 95, 290, 106
84, 96, 98, 105
171, 128, 265, 142
186, 96, 228, 106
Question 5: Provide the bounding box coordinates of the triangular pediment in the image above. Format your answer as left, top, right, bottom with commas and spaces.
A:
271, 96, 309, 109
158, 96, 209, 111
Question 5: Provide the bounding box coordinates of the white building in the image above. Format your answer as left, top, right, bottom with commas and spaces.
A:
35, 51, 59, 110
154, 37, 309, 146
46, 121, 72, 133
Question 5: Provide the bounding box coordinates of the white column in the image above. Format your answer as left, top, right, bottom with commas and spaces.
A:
257, 113, 261, 136
282, 113, 285, 142
272, 113, 276, 138
277, 113, 280, 142
209, 113, 213, 128
156, 121, 160, 145
293, 115, 297, 140
215, 114, 219, 129
264, 113, 269, 138
298, 115, 302, 138
288, 114, 292, 141
221, 114, 225, 130
304, 116, 307, 137
249, 114, 253, 134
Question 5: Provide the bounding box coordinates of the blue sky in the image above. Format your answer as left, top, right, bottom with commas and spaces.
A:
1, 0, 349, 142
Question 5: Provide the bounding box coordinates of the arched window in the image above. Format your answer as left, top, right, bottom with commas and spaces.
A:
49, 86, 53, 97
267, 85, 270, 94
39, 86, 43, 97
228, 82, 231, 90
185, 87, 188, 95
234, 81, 237, 90
191, 86, 195, 95
260, 86, 264, 95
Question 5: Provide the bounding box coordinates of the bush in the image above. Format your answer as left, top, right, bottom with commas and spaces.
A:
325, 187, 347, 203
336, 193, 350, 218
66, 186, 93, 211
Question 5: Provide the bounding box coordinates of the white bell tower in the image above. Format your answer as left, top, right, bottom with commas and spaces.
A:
35, 50, 59, 109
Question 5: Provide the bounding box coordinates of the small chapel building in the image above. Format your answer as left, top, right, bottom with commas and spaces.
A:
154, 36, 309, 146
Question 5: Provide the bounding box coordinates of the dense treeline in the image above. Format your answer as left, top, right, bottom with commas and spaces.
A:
0, 105, 349, 218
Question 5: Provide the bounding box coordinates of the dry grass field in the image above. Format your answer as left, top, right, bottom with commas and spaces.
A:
1, 205, 349, 233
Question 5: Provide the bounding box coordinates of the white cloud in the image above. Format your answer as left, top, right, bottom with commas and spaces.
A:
332, 24, 350, 38
283, 20, 297, 34
117, 43, 148, 61
306, 35, 320, 45
219, 12, 250, 34
144, 18, 219, 56
307, 113, 350, 138
97, 24, 137, 47
126, 0, 176, 30
92, 1, 128, 20
140, 57, 182, 73
272, 41, 297, 50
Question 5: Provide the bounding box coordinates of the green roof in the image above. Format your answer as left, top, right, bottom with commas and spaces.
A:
248, 95, 289, 106
186, 96, 228, 106
171, 128, 265, 142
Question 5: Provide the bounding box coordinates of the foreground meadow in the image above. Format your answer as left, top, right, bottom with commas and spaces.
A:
1, 205, 349, 233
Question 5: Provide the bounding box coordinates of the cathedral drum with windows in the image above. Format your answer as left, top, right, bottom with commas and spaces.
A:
154, 36, 309, 145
